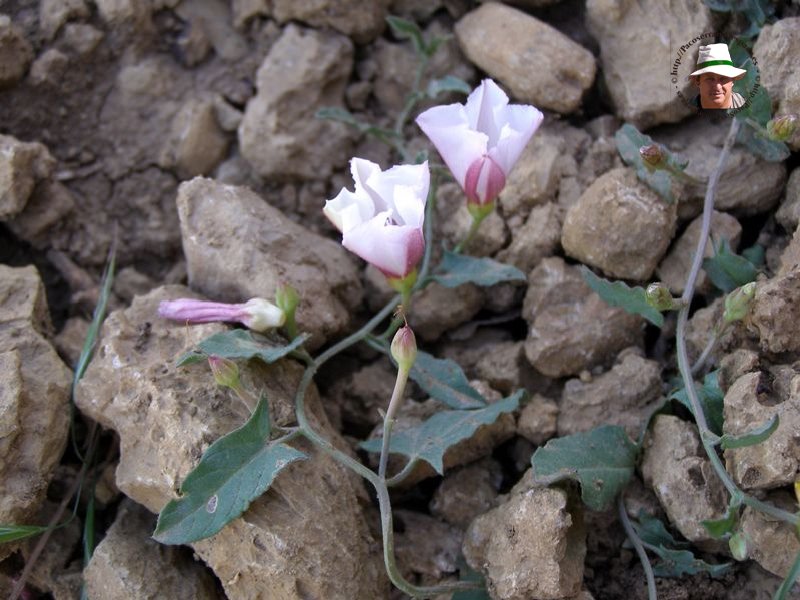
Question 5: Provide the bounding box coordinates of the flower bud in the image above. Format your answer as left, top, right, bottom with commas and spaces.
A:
464, 155, 506, 207
728, 531, 748, 561
208, 356, 241, 392
639, 144, 667, 172
766, 114, 797, 142
391, 325, 417, 372
275, 283, 299, 322
242, 298, 286, 332
723, 282, 756, 323
645, 282, 676, 311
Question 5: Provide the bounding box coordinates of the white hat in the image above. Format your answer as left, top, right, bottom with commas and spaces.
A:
689, 43, 747, 80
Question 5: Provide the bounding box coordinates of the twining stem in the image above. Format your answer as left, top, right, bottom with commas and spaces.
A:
690, 324, 726, 376
617, 497, 657, 600
674, 117, 799, 528
379, 363, 411, 479
453, 208, 490, 254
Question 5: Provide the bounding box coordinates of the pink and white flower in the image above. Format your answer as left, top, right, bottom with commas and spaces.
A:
158, 297, 285, 332
324, 158, 429, 280
416, 79, 543, 207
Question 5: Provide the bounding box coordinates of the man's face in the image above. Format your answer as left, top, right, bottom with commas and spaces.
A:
696, 73, 734, 108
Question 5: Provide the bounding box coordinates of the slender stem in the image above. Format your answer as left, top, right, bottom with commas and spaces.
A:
618, 497, 658, 600
315, 297, 399, 367
379, 366, 410, 479
453, 211, 488, 254
674, 117, 799, 528
774, 546, 800, 600
690, 324, 725, 375
386, 458, 420, 487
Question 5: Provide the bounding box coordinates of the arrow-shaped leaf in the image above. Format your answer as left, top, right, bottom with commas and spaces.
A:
153, 397, 305, 544
360, 392, 522, 474
581, 267, 664, 327
409, 350, 487, 410
719, 414, 779, 450
431, 250, 526, 288
176, 329, 310, 366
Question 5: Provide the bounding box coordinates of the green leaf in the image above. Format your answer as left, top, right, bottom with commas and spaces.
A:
531, 425, 639, 511
649, 546, 732, 578
615, 124, 683, 203
315, 107, 401, 142
427, 76, 471, 99
670, 370, 725, 436
386, 15, 425, 55
735, 121, 790, 162
580, 267, 664, 327
634, 513, 691, 549
153, 397, 306, 544
409, 350, 487, 410
731, 47, 771, 125
360, 392, 522, 474
702, 1, 772, 37
176, 329, 310, 367
719, 414, 779, 449
703, 239, 758, 293
452, 563, 491, 600
702, 498, 741, 538
741, 244, 765, 267
0, 524, 49, 543
431, 250, 526, 288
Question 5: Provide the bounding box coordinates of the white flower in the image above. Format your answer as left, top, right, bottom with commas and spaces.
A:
324, 158, 429, 280
416, 78, 543, 206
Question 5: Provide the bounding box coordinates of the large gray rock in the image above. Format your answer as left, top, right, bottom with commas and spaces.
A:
176, 177, 363, 350
496, 202, 562, 274
0, 16, 34, 88
159, 98, 229, 178
267, 0, 388, 43
0, 134, 55, 220
641, 415, 727, 545
523, 257, 644, 378
84, 499, 221, 600
740, 492, 800, 578
586, 0, 711, 129
775, 167, 800, 232
558, 349, 662, 439
454, 3, 595, 114
562, 168, 677, 281
749, 269, 800, 354
74, 286, 388, 600
463, 481, 585, 600
429, 458, 502, 528
239, 25, 354, 181
753, 18, 800, 151
408, 281, 486, 343
0, 266, 72, 561
39, 0, 90, 40
723, 370, 800, 491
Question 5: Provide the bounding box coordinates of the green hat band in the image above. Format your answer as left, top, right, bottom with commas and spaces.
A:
697, 59, 735, 68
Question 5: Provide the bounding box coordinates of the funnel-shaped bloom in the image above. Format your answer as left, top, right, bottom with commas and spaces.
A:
416, 79, 543, 206
158, 297, 285, 332
324, 158, 429, 280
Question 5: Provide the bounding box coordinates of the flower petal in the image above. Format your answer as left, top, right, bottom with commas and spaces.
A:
464, 79, 509, 146
416, 104, 487, 187
488, 104, 544, 175
323, 187, 375, 234
342, 212, 424, 278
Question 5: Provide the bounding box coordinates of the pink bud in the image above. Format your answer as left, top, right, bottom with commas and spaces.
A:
391, 325, 417, 372
158, 297, 285, 332
464, 155, 506, 206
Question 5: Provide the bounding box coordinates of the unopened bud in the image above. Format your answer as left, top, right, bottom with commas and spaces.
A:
766, 114, 797, 142
209, 356, 241, 391
723, 282, 756, 323
646, 282, 676, 311
275, 283, 300, 318
729, 531, 748, 561
242, 298, 286, 332
391, 325, 417, 372
640, 144, 667, 172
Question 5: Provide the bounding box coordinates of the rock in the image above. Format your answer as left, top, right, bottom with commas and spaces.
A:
463, 482, 585, 600
749, 270, 800, 354
740, 491, 800, 578
54, 316, 90, 368
74, 286, 388, 600
394, 510, 463, 583
60, 23, 104, 56
586, 0, 711, 129
325, 358, 396, 433
174, 0, 249, 62
656, 210, 742, 295
775, 168, 800, 232
722, 370, 800, 490
239, 25, 354, 181
212, 95, 243, 132
84, 499, 221, 600
28, 48, 69, 86
517, 393, 559, 446
176, 177, 363, 350
434, 182, 508, 257
429, 458, 502, 528
0, 266, 72, 561
7, 180, 75, 249
267, 0, 388, 43
159, 98, 229, 178
94, 0, 152, 27
473, 340, 529, 396
454, 3, 595, 114
523, 257, 644, 378
231, 0, 268, 28
0, 16, 33, 88
718, 348, 759, 392
557, 349, 662, 439
39, 0, 89, 40
561, 168, 677, 281
753, 17, 800, 151
408, 281, 485, 343
496, 202, 562, 274
640, 415, 727, 544
0, 134, 56, 220
778, 226, 800, 276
